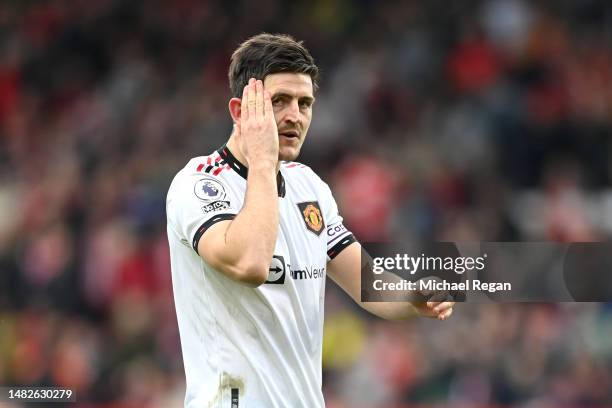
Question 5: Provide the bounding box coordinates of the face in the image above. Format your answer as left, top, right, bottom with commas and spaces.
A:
263, 72, 315, 161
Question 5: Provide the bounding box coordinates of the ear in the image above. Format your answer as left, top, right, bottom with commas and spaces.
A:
228, 97, 242, 123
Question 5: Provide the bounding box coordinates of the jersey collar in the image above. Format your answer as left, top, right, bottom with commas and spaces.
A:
217, 145, 286, 198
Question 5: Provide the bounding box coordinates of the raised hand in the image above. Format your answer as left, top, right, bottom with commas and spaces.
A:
236, 78, 279, 169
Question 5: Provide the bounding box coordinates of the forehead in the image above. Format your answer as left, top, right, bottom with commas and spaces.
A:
263, 73, 313, 97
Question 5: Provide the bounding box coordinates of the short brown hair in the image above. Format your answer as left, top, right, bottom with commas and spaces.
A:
228, 33, 319, 98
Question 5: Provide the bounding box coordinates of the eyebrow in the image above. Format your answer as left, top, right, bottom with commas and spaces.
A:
271, 90, 315, 104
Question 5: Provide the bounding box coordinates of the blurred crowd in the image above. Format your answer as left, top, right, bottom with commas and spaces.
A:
0, 0, 611, 406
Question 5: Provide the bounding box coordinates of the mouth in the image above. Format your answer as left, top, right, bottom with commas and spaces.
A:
279, 130, 299, 139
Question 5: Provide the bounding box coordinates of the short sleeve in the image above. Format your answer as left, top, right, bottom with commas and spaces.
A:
167, 173, 239, 254
321, 182, 356, 261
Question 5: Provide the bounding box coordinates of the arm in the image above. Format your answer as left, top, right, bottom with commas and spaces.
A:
199, 78, 279, 287
199, 166, 277, 287
327, 241, 455, 320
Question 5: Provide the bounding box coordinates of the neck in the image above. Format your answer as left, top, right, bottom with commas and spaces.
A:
226, 129, 281, 173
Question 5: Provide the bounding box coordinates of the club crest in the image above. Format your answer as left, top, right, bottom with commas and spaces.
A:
297, 201, 325, 236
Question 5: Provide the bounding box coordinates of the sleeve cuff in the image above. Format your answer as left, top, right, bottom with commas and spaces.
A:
192, 213, 236, 254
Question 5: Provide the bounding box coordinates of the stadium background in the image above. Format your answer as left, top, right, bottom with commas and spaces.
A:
0, 0, 611, 406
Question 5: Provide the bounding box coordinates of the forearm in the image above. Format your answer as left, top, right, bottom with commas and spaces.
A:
329, 243, 422, 320
329, 243, 447, 320
226, 164, 279, 268
199, 164, 279, 286
359, 267, 427, 320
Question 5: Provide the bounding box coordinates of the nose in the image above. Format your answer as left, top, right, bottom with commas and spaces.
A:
281, 100, 300, 125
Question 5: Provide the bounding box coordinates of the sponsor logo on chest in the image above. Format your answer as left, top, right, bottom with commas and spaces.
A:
265, 255, 325, 284
290, 265, 326, 280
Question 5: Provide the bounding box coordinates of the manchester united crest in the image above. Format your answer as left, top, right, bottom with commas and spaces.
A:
297, 201, 325, 236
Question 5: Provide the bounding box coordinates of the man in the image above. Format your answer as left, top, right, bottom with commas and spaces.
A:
166, 33, 454, 407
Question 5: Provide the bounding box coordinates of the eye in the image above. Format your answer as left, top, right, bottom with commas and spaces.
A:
299, 100, 312, 109
272, 98, 284, 107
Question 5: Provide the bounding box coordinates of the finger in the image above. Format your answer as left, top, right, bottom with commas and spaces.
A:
438, 307, 453, 320
247, 78, 257, 119
264, 90, 273, 117
241, 84, 249, 122
255, 80, 264, 118
426, 301, 441, 309
433, 301, 455, 314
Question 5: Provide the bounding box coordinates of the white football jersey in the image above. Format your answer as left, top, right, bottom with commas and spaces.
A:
166, 146, 355, 408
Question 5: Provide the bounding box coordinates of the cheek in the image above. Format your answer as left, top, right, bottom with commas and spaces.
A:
301, 112, 312, 128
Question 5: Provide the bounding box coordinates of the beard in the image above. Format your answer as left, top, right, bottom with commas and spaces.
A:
278, 138, 302, 161
277, 125, 306, 161
278, 145, 301, 161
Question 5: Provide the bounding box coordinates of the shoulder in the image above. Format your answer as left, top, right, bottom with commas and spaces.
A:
281, 160, 336, 199
281, 161, 325, 185
175, 151, 235, 180
168, 152, 234, 199
181, 151, 233, 178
